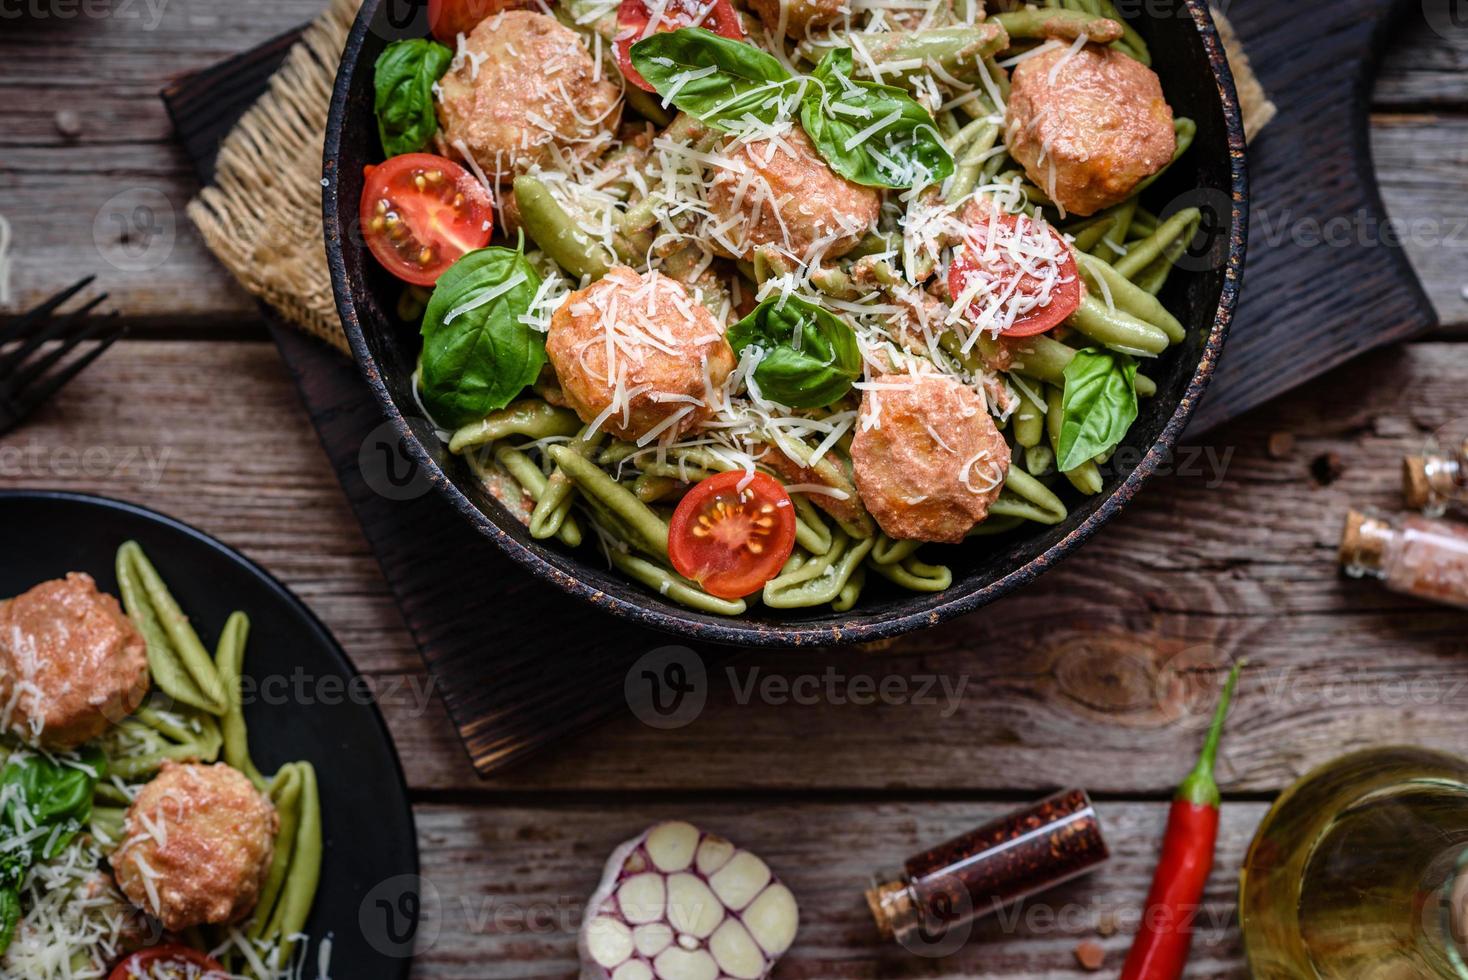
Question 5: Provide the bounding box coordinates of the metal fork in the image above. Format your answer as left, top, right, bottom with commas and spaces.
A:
0, 277, 127, 438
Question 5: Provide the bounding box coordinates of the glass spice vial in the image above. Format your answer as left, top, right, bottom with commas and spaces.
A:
1340, 509, 1468, 610
866, 789, 1109, 946
1403, 444, 1468, 517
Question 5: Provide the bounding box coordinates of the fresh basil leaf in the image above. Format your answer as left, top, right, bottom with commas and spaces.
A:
1057, 348, 1138, 471
0, 748, 106, 954
374, 38, 454, 157
728, 295, 861, 408
799, 48, 954, 189
0, 886, 18, 957
630, 28, 798, 131
420, 247, 547, 428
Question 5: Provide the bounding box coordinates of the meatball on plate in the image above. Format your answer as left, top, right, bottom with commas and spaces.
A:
0, 492, 417, 979
327, 0, 1247, 641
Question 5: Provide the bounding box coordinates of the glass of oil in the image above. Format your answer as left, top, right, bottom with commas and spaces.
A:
1240, 747, 1468, 979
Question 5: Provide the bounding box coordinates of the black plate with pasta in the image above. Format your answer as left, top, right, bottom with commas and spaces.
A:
0, 490, 417, 979
325, 0, 1247, 644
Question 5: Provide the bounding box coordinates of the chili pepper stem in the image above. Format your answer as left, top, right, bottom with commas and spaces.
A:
1176, 660, 1245, 809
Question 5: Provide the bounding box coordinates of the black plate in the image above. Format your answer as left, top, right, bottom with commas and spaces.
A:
323, 3, 1248, 647
0, 490, 419, 977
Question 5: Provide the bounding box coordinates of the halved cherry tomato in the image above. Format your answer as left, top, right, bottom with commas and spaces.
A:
427, 0, 530, 44
668, 470, 796, 600
615, 0, 745, 92
109, 945, 228, 980
947, 209, 1081, 338
360, 153, 495, 287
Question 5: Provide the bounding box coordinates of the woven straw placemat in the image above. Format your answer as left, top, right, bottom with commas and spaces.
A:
183, 0, 1272, 356
187, 0, 360, 353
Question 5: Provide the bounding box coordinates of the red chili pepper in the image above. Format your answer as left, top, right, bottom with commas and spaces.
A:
1120, 660, 1244, 980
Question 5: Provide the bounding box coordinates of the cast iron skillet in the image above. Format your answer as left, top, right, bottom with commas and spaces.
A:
0, 491, 420, 977
324, 2, 1248, 647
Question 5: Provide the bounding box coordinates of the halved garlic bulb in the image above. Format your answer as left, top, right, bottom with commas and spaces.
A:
579, 821, 800, 980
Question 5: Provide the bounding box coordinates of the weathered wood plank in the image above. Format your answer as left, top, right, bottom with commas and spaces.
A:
408, 800, 1264, 978
3, 340, 1467, 796
1373, 7, 1468, 107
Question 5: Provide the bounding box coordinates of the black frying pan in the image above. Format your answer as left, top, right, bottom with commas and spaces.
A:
323, 1, 1249, 647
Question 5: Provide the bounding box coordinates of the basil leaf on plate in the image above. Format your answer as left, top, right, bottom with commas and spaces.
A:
629, 28, 799, 131
1056, 347, 1138, 472
799, 48, 954, 189
374, 38, 454, 156
420, 247, 546, 428
728, 295, 862, 408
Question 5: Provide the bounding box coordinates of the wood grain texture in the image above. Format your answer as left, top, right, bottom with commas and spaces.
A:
0, 3, 1466, 331
1185, 0, 1437, 432
410, 801, 1266, 978
5, 340, 1468, 796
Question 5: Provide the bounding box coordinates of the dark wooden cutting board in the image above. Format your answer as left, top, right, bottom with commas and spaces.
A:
161, 0, 1436, 776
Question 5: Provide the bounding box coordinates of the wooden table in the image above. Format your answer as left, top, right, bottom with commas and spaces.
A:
3, 2, 1468, 976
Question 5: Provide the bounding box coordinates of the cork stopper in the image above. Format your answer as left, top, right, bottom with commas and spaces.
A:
865, 879, 916, 941
1403, 456, 1432, 510
1339, 510, 1392, 577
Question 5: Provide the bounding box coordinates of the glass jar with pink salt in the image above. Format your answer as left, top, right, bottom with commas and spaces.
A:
1340, 509, 1468, 609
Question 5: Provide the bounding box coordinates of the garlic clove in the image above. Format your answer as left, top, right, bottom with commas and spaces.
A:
618, 872, 667, 924
613, 962, 654, 980
587, 916, 636, 969
708, 853, 771, 912
666, 873, 724, 939
742, 884, 798, 957
695, 835, 735, 876
633, 922, 674, 958
646, 821, 700, 872
708, 919, 764, 980
653, 947, 720, 980
579, 822, 801, 980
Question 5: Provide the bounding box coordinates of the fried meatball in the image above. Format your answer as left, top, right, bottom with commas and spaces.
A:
851, 372, 1011, 542
547, 265, 737, 442
747, 0, 843, 38
1004, 44, 1174, 217
436, 11, 622, 177
707, 126, 880, 263
0, 573, 148, 750
112, 762, 279, 933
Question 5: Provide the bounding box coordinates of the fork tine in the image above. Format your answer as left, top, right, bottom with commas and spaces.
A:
6, 312, 119, 395
9, 322, 128, 422
0, 276, 97, 347
0, 293, 109, 382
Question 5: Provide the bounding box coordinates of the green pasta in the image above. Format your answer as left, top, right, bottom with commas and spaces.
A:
447, 398, 582, 453
1075, 252, 1186, 344
116, 541, 228, 714
530, 427, 607, 540
548, 443, 671, 558
869, 554, 953, 592
607, 549, 749, 615
491, 443, 585, 547
216, 611, 266, 791
102, 543, 325, 977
